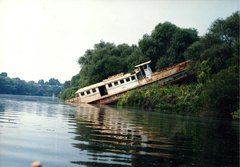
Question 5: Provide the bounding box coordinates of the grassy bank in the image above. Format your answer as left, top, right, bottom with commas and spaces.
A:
117, 83, 202, 114
117, 77, 239, 120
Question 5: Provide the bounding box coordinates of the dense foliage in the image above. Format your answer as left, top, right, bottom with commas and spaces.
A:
0, 73, 63, 96
59, 24, 199, 100
139, 22, 199, 71
77, 42, 147, 87
118, 11, 239, 119
60, 11, 239, 119
184, 11, 239, 76
117, 84, 200, 114
202, 65, 239, 118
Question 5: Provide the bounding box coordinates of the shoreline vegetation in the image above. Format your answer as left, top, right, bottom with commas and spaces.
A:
117, 83, 201, 114
58, 11, 238, 120
117, 67, 239, 120
0, 74, 63, 96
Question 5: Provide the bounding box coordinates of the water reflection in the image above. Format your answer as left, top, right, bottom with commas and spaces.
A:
0, 95, 238, 167
0, 95, 78, 167
69, 103, 239, 167
77, 105, 174, 155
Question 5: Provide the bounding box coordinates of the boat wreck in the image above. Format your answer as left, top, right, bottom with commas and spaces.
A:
65, 60, 190, 105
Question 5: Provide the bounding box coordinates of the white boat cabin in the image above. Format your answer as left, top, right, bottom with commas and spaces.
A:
75, 61, 153, 103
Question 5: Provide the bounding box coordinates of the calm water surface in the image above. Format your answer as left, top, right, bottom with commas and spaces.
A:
0, 95, 238, 167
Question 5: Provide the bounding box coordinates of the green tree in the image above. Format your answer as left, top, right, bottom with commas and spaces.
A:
27, 81, 42, 96
126, 50, 150, 73
0, 76, 10, 93
78, 49, 94, 67
64, 81, 71, 89
0, 72, 7, 77
70, 73, 80, 87
0, 74, 62, 96
77, 41, 137, 88
184, 41, 205, 75
38, 79, 44, 85
87, 55, 125, 85
202, 66, 239, 118
208, 11, 239, 46
184, 11, 239, 77
11, 78, 27, 95
48, 78, 60, 85
139, 22, 199, 71
200, 43, 232, 74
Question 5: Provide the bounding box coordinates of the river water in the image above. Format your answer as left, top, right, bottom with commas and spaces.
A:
0, 94, 238, 167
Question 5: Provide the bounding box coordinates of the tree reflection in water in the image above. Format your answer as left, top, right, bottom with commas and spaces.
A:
68, 103, 239, 167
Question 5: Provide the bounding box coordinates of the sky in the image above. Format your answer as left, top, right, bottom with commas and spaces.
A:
0, 0, 239, 83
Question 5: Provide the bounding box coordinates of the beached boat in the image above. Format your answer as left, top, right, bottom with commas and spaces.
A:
65, 60, 190, 104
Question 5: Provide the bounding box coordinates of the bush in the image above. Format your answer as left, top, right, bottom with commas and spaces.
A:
202, 66, 239, 118
117, 83, 200, 114
58, 87, 78, 100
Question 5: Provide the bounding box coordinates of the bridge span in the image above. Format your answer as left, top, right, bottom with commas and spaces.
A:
35, 84, 63, 96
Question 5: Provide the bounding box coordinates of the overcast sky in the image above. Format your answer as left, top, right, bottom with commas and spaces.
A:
0, 0, 239, 83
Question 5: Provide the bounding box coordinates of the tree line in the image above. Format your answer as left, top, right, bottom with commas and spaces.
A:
59, 11, 239, 119
0, 72, 63, 96
59, 20, 199, 99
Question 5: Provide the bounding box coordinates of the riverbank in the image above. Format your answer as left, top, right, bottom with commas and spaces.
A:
117, 83, 200, 113
117, 82, 239, 120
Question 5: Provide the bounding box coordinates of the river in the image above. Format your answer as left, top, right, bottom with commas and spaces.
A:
0, 94, 238, 167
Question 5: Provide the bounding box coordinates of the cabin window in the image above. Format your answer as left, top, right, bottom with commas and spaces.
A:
114, 81, 119, 86
131, 76, 136, 80
126, 78, 130, 82
120, 79, 124, 84
81, 92, 85, 96
86, 90, 91, 94
108, 83, 113, 87
92, 88, 96, 93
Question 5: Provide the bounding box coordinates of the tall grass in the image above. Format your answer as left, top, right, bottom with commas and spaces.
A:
117, 83, 201, 114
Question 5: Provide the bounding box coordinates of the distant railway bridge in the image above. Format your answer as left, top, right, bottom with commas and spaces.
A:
36, 84, 63, 96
